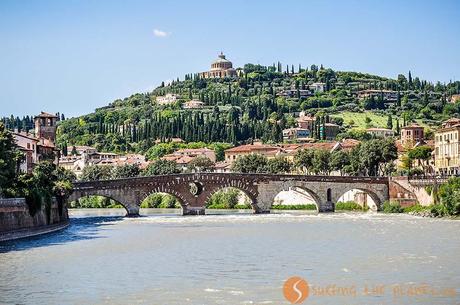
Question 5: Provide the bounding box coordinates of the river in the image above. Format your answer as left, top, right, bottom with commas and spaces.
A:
0, 209, 459, 305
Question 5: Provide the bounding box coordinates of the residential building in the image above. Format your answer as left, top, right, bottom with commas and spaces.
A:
183, 100, 205, 109
156, 93, 179, 105
309, 82, 326, 93
366, 127, 395, 138
224, 143, 285, 164
434, 119, 460, 175
296, 115, 315, 130
400, 124, 424, 147
450, 94, 460, 103
322, 123, 340, 140
162, 148, 216, 171
199, 52, 238, 79
282, 128, 310, 142
357, 89, 399, 102
13, 112, 59, 173
277, 89, 312, 98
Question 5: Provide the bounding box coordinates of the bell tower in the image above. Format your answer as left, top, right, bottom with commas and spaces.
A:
34, 112, 58, 143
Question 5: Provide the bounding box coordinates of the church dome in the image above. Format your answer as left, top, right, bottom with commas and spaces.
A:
210, 52, 233, 71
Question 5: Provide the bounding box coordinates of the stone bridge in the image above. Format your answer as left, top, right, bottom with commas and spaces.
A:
69, 173, 389, 216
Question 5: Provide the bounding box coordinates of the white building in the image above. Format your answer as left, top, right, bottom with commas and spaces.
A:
183, 100, 205, 109
156, 93, 179, 105
309, 82, 326, 93
366, 128, 395, 138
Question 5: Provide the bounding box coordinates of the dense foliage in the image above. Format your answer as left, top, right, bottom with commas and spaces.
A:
19, 63, 456, 155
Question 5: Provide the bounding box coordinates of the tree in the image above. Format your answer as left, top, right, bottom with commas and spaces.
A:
80, 165, 113, 181
188, 156, 215, 172
294, 149, 314, 174
111, 164, 140, 179
438, 177, 460, 216
266, 157, 291, 174
0, 123, 23, 196
142, 159, 179, 176
330, 150, 350, 175
386, 114, 393, 130
311, 149, 331, 175
231, 154, 268, 173
407, 145, 433, 174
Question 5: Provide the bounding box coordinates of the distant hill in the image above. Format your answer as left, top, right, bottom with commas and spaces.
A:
43, 63, 460, 154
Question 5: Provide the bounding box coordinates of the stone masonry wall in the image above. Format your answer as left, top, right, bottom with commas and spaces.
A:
0, 198, 69, 233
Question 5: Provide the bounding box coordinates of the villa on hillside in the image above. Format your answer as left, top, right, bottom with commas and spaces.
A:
183, 100, 205, 109
156, 93, 179, 105
366, 127, 395, 138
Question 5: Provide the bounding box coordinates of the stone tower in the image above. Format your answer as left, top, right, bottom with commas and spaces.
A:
34, 112, 58, 143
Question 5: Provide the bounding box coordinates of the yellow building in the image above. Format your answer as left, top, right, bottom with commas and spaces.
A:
434, 118, 460, 175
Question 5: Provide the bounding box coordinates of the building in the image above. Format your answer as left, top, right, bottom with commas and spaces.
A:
357, 89, 399, 102
296, 115, 315, 130
322, 123, 340, 140
199, 52, 238, 79
34, 112, 58, 143
277, 89, 312, 98
309, 82, 326, 93
282, 128, 310, 142
13, 112, 59, 173
183, 100, 205, 109
366, 127, 395, 138
434, 119, 460, 175
450, 94, 460, 103
224, 143, 286, 164
400, 124, 424, 147
162, 148, 216, 171
156, 93, 179, 105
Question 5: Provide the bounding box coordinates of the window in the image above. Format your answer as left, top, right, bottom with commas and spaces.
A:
327, 188, 332, 202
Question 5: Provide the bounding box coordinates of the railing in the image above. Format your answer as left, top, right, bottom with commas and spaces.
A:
407, 176, 449, 186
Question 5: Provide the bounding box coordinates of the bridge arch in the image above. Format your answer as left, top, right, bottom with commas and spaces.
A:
204, 185, 258, 212
263, 181, 324, 212
139, 187, 188, 208
335, 187, 384, 211
69, 192, 136, 216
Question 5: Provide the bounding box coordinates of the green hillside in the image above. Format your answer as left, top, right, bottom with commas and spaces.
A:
33, 63, 459, 154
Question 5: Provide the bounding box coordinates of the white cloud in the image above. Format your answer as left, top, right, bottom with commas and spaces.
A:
153, 29, 169, 38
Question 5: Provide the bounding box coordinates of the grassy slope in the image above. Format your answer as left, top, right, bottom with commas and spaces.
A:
331, 111, 430, 130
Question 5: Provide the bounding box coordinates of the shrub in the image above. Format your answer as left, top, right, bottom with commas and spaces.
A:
382, 201, 403, 213
335, 201, 368, 211
271, 204, 317, 210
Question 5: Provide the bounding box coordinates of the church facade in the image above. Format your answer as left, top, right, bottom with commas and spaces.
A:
199, 52, 238, 79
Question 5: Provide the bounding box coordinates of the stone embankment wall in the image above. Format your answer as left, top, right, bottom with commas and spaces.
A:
0, 197, 69, 240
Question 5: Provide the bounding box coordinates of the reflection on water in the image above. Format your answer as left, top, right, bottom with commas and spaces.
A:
0, 209, 459, 305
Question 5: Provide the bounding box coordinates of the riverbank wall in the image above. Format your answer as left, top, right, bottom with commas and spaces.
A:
0, 198, 69, 241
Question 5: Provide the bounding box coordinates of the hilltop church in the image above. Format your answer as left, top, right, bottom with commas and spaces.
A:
199, 52, 239, 79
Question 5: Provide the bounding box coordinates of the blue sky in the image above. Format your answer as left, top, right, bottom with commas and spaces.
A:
1, 0, 459, 117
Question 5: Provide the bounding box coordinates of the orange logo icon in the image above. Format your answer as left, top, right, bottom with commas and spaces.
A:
283, 276, 309, 304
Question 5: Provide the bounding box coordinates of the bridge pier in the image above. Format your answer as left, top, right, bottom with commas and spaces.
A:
125, 204, 140, 217
182, 206, 206, 216
318, 201, 335, 212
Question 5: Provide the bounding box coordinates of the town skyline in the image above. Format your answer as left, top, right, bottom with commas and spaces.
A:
1, 0, 460, 117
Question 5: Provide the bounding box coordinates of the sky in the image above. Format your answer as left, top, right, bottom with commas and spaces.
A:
0, 0, 459, 118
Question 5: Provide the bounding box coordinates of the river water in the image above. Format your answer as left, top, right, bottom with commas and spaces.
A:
0, 209, 459, 305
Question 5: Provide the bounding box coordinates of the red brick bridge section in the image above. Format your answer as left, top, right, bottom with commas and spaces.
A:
70, 173, 389, 216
